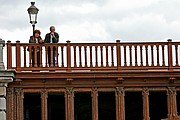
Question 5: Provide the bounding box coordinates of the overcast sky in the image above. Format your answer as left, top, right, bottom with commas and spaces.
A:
1, 0, 180, 43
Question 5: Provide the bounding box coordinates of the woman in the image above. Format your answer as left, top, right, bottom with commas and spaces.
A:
29, 30, 44, 67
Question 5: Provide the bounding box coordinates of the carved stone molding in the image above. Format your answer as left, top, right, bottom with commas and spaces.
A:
91, 87, 98, 96
65, 87, 74, 96
142, 87, 149, 95
6, 88, 13, 96
41, 89, 48, 98
115, 87, 124, 95
167, 87, 176, 95
15, 88, 23, 98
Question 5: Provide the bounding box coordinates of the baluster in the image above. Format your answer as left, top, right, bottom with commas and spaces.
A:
50, 45, 53, 67
106, 46, 109, 67
84, 46, 87, 67
151, 45, 154, 66
29, 45, 32, 67
135, 45, 138, 66
34, 45, 38, 67
95, 46, 98, 67
175, 44, 178, 66
45, 46, 48, 67
129, 45, 132, 66
140, 45, 143, 66
79, 46, 82, 67
56, 45, 59, 67
39, 45, 42, 67
100, 46, 103, 67
156, 44, 160, 66
124, 45, 127, 66
145, 45, 148, 66
111, 45, 114, 67
61, 46, 64, 67
23, 46, 26, 67
90, 46, 93, 67
73, 45, 77, 67
162, 45, 165, 66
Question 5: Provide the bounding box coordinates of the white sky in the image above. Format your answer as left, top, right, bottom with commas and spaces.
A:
1, 0, 180, 43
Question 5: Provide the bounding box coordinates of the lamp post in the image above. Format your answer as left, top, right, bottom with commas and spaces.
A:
27, 2, 39, 34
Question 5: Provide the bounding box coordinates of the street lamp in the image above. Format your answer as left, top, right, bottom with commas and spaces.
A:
27, 2, 39, 34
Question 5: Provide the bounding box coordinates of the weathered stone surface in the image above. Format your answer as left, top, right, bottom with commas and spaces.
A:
0, 87, 6, 96
0, 98, 6, 110
0, 38, 5, 70
0, 111, 6, 120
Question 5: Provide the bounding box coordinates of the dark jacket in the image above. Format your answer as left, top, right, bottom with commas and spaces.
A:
44, 32, 59, 43
28, 36, 43, 52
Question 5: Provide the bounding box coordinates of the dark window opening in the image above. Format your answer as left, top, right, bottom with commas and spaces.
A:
48, 93, 65, 120
149, 91, 167, 120
125, 91, 143, 120
24, 93, 41, 120
98, 92, 116, 120
177, 91, 180, 116
74, 92, 92, 120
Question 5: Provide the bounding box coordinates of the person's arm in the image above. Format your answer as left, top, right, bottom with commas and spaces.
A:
38, 36, 44, 44
44, 34, 48, 43
53, 32, 59, 43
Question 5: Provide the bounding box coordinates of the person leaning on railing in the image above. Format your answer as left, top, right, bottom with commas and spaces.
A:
28, 29, 44, 67
44, 26, 59, 67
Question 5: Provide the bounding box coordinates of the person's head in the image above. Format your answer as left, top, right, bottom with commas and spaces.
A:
33, 30, 41, 38
50, 26, 55, 32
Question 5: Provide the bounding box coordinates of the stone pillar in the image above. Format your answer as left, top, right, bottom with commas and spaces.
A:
65, 87, 74, 120
91, 87, 98, 120
0, 76, 14, 120
15, 88, 24, 120
41, 89, 48, 120
115, 87, 125, 120
0, 39, 5, 69
0, 38, 14, 120
142, 88, 150, 120
167, 87, 178, 120
0, 83, 7, 120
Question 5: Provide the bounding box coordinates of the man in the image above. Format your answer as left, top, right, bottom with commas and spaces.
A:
44, 26, 59, 67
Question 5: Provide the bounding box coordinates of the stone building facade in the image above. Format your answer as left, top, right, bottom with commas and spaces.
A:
0, 39, 14, 120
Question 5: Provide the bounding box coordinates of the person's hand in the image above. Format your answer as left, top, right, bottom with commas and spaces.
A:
51, 32, 54, 37
40, 39, 44, 43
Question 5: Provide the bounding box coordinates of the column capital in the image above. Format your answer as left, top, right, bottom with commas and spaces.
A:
41, 89, 48, 99
167, 87, 176, 95
115, 87, 124, 95
65, 87, 74, 96
142, 87, 149, 95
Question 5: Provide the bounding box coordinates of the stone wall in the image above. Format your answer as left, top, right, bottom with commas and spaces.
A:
0, 39, 14, 120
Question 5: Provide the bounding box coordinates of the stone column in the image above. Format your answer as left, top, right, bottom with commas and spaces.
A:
65, 87, 74, 120
142, 88, 150, 120
91, 87, 98, 120
0, 39, 14, 120
115, 87, 125, 120
15, 88, 24, 120
41, 89, 48, 120
167, 87, 178, 119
